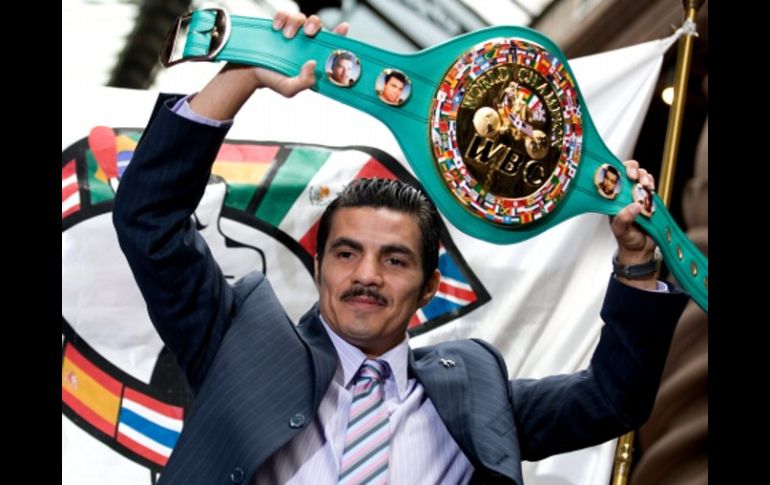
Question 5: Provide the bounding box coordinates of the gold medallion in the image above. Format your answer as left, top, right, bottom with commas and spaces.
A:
429, 38, 583, 226
459, 66, 561, 198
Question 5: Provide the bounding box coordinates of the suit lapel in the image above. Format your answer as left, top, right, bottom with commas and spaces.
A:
296, 304, 338, 411
409, 348, 474, 459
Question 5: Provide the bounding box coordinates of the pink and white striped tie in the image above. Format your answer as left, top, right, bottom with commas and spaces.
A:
339, 359, 391, 485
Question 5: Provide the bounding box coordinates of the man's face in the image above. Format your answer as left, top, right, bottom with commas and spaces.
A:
332, 58, 354, 84
381, 77, 405, 104
601, 170, 618, 195
315, 207, 439, 356
643, 192, 652, 211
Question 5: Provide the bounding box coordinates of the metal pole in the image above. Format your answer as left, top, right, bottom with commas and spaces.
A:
611, 1, 704, 483
658, 0, 704, 205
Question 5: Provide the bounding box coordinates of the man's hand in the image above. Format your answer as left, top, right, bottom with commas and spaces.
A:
610, 160, 659, 290
189, 11, 349, 120
252, 12, 350, 95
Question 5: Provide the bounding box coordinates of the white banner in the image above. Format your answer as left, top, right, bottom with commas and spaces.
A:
62, 33, 677, 485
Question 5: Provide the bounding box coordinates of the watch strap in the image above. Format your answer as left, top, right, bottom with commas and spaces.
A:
612, 250, 660, 279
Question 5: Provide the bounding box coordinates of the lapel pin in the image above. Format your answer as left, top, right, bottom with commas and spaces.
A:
440, 358, 456, 368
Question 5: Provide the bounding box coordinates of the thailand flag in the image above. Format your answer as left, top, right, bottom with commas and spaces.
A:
116, 388, 184, 466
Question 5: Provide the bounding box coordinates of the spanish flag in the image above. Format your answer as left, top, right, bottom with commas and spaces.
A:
62, 343, 122, 436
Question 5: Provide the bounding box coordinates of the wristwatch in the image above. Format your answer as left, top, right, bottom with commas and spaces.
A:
612, 248, 662, 279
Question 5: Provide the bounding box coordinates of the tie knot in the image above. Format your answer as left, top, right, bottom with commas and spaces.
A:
358, 359, 389, 382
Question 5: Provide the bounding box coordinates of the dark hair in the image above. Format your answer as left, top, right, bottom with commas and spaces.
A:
316, 178, 440, 288
604, 165, 619, 177
384, 70, 407, 86
332, 51, 356, 66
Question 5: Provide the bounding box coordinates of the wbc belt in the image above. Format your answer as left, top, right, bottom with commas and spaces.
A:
160, 8, 708, 312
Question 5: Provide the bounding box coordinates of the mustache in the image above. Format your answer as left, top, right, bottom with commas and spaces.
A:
341, 285, 388, 305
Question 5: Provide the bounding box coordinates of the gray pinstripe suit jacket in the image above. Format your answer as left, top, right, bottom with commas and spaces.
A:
113, 95, 689, 484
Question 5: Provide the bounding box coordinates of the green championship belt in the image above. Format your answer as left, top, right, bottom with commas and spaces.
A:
161, 8, 708, 312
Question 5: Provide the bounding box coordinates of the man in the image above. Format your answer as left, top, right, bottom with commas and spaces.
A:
329, 51, 356, 86
497, 82, 529, 141
641, 188, 653, 214
113, 11, 688, 485
599, 165, 620, 197
634, 183, 653, 215
379, 70, 407, 105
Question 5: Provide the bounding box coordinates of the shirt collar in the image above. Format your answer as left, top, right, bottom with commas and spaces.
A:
319, 315, 410, 399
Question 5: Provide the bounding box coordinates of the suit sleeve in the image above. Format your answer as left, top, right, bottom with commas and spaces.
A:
508, 277, 689, 460
112, 93, 240, 389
